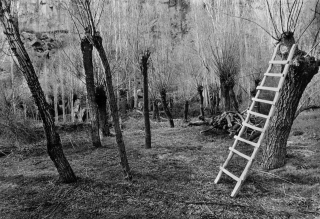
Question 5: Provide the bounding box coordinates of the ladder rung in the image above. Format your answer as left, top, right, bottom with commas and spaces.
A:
215, 44, 297, 198
229, 147, 251, 160
269, 60, 288, 65
252, 97, 274, 105
234, 136, 259, 147
243, 122, 264, 132
247, 110, 269, 119
220, 167, 240, 181
256, 86, 280, 92
264, 73, 283, 77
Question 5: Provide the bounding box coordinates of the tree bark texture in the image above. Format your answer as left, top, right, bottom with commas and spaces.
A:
197, 85, 205, 120
160, 89, 174, 128
221, 83, 232, 111
140, 51, 151, 149
81, 38, 101, 148
92, 34, 132, 180
251, 78, 261, 113
96, 85, 110, 137
229, 88, 239, 112
262, 45, 319, 170
0, 11, 77, 183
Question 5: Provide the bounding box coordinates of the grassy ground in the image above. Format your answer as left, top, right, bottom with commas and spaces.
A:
0, 111, 320, 219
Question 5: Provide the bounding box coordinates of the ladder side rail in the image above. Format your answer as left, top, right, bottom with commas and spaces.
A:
215, 44, 297, 196
257, 45, 297, 149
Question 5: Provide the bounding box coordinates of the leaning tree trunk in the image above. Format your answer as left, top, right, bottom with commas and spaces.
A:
160, 88, 174, 128
54, 82, 59, 123
140, 51, 151, 149
197, 85, 205, 120
81, 37, 101, 148
92, 33, 132, 180
0, 7, 76, 183
152, 99, 160, 122
262, 35, 319, 170
96, 85, 110, 137
184, 100, 189, 122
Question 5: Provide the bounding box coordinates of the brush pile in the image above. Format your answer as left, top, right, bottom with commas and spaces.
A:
210, 111, 244, 136
201, 111, 264, 139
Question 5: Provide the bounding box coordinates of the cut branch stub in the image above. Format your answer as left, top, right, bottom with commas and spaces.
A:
140, 50, 151, 72
278, 31, 296, 58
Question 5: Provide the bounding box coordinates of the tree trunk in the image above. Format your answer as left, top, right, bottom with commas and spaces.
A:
0, 11, 77, 183
10, 56, 16, 115
197, 85, 205, 120
133, 72, 138, 109
54, 82, 58, 123
44, 58, 49, 102
70, 79, 74, 123
59, 52, 66, 123
81, 38, 102, 148
262, 44, 319, 170
184, 100, 189, 122
141, 51, 151, 149
229, 88, 239, 112
153, 99, 160, 121
221, 83, 231, 111
160, 89, 174, 128
92, 34, 132, 180
251, 79, 261, 113
169, 97, 174, 112
96, 85, 110, 137
214, 92, 220, 114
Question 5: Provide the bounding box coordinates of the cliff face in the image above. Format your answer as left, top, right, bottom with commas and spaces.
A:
18, 0, 70, 33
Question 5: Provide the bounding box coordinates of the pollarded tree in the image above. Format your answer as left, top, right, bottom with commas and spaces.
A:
176, 70, 195, 123
149, 77, 161, 122
249, 0, 320, 169
80, 34, 101, 147
208, 32, 241, 112
69, 0, 132, 180
150, 48, 175, 128
0, 0, 77, 182
177, 45, 206, 121
140, 50, 152, 149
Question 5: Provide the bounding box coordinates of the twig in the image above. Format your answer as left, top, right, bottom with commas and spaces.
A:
304, 41, 320, 57
200, 127, 214, 134
68, 136, 76, 149
185, 201, 248, 208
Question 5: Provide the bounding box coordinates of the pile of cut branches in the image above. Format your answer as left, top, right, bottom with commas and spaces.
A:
210, 111, 244, 135
201, 110, 264, 140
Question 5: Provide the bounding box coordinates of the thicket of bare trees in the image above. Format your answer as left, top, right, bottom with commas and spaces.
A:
1, 0, 320, 181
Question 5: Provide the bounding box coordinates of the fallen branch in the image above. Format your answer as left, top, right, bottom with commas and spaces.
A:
188, 120, 209, 126
185, 201, 249, 208
202, 110, 264, 138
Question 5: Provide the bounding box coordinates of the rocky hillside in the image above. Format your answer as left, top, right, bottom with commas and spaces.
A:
18, 0, 70, 33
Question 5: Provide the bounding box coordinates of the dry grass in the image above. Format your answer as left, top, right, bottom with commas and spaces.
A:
0, 111, 320, 218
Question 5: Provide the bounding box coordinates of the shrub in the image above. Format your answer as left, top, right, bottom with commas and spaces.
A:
0, 106, 44, 146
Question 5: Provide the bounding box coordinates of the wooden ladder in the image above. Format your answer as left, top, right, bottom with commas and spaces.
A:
214, 43, 297, 197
